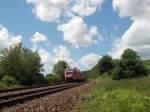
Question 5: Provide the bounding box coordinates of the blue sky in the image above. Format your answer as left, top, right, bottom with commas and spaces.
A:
0, 0, 149, 74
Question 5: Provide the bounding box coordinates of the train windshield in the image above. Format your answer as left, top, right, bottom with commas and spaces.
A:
66, 70, 73, 75
66, 66, 73, 75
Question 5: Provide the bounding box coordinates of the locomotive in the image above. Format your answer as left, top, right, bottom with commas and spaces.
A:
64, 67, 86, 82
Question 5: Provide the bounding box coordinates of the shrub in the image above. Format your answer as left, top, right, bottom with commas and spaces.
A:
1, 75, 19, 87
0, 82, 8, 88
45, 74, 62, 85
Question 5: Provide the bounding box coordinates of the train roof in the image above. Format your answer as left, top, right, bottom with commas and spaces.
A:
66, 67, 80, 72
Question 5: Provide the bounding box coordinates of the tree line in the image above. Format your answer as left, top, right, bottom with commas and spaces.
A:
85, 49, 148, 79
0, 43, 45, 87
0, 43, 67, 87
0, 43, 148, 87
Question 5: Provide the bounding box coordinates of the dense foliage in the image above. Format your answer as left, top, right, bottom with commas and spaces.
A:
99, 55, 114, 75
53, 60, 68, 81
113, 49, 148, 79
0, 43, 44, 86
84, 49, 148, 80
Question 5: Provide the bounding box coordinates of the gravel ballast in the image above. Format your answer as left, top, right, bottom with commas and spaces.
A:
1, 83, 90, 112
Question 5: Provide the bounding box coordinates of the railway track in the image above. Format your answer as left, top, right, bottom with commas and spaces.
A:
0, 82, 87, 108
0, 85, 46, 93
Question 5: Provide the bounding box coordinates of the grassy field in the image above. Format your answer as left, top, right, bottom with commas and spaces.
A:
72, 75, 150, 112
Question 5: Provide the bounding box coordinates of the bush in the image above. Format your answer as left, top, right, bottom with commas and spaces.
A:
1, 75, 19, 87
45, 74, 62, 85
0, 82, 8, 88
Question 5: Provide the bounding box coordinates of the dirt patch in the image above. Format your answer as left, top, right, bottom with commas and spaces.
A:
1, 83, 91, 112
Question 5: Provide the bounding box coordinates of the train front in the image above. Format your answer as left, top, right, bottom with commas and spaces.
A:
64, 67, 73, 81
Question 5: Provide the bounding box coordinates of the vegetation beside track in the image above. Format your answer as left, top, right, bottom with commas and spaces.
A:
0, 43, 67, 88
72, 75, 150, 112
73, 49, 150, 112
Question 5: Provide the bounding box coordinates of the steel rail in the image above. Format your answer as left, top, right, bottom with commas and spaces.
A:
0, 83, 67, 93
0, 82, 86, 108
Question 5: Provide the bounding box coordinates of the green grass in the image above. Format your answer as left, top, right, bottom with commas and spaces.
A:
72, 75, 150, 112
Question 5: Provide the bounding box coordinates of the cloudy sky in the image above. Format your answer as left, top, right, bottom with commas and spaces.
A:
0, 0, 149, 74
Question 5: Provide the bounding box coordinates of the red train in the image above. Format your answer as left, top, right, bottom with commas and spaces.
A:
64, 67, 86, 82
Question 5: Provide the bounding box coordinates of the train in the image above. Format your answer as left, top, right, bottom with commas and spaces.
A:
64, 66, 86, 82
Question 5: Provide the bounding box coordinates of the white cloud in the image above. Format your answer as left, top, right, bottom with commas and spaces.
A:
52, 45, 70, 63
57, 16, 101, 48
31, 32, 47, 43
38, 45, 78, 74
26, 0, 104, 22
38, 48, 54, 74
110, 0, 150, 59
113, 0, 150, 21
79, 53, 100, 70
26, 0, 69, 22
30, 32, 49, 51
0, 26, 22, 49
110, 20, 150, 59
72, 0, 103, 16
26, 0, 103, 49
52, 45, 78, 67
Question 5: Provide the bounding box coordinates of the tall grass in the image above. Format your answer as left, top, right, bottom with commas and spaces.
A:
73, 75, 150, 112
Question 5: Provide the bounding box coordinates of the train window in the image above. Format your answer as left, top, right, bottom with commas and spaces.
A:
66, 71, 73, 75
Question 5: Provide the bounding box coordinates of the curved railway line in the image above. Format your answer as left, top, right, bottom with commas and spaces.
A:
0, 82, 87, 108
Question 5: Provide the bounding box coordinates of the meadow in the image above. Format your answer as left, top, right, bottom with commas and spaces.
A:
73, 75, 150, 112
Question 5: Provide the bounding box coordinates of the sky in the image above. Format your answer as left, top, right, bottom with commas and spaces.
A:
0, 0, 150, 74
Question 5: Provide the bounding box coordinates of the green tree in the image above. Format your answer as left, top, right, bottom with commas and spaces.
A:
99, 55, 114, 75
0, 44, 22, 80
53, 60, 68, 81
21, 47, 43, 85
113, 49, 148, 79
0, 43, 44, 85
